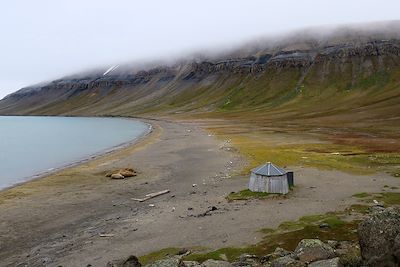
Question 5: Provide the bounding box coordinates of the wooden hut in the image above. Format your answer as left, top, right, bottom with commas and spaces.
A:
248, 162, 292, 194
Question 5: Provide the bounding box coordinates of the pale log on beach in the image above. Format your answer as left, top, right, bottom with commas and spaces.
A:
131, 189, 170, 202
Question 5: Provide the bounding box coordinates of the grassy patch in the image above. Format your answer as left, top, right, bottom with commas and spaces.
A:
220, 133, 392, 175
207, 123, 400, 176
226, 189, 271, 201
139, 248, 182, 265
185, 212, 354, 263
184, 213, 357, 263
352, 192, 370, 198
375, 192, 400, 206
184, 247, 261, 263
347, 204, 370, 214
258, 221, 359, 253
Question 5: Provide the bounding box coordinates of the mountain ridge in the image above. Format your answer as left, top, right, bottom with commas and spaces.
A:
1, 21, 400, 133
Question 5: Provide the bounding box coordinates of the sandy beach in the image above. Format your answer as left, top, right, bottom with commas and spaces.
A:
0, 119, 398, 267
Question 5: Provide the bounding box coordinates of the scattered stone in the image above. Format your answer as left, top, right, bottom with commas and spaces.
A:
107, 255, 142, 267
270, 255, 304, 267
273, 247, 292, 258
358, 207, 400, 266
145, 256, 182, 267
232, 254, 258, 267
190, 206, 219, 218
178, 248, 189, 255
201, 259, 232, 267
308, 257, 342, 267
261, 247, 294, 263
182, 261, 201, 267
319, 223, 330, 229
295, 239, 335, 263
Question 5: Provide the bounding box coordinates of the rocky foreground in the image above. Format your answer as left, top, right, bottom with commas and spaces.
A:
108, 207, 400, 267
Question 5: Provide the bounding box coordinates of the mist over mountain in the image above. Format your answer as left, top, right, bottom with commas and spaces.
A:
1, 21, 399, 132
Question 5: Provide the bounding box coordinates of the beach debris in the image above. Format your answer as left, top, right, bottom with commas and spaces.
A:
131, 189, 170, 202
373, 199, 379, 204
99, 234, 114, 237
106, 168, 137, 179
149, 204, 155, 207
192, 183, 197, 187
189, 206, 219, 218
172, 207, 176, 212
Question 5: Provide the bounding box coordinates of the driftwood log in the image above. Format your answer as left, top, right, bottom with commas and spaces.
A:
131, 189, 170, 202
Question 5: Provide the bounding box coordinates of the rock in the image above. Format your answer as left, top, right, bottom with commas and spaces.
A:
107, 255, 142, 267
270, 255, 304, 267
358, 207, 400, 266
145, 256, 182, 267
262, 247, 294, 263
178, 248, 189, 255
326, 240, 339, 249
308, 257, 342, 267
273, 247, 292, 258
319, 223, 330, 229
232, 254, 259, 267
182, 261, 201, 267
111, 173, 125, 179
334, 241, 361, 266
201, 259, 232, 267
294, 239, 335, 263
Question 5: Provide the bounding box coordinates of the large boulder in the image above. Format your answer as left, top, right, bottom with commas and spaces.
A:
107, 255, 142, 267
308, 257, 342, 267
270, 255, 304, 267
294, 239, 335, 263
358, 207, 400, 266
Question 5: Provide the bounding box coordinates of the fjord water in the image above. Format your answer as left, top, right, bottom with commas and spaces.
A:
0, 116, 149, 190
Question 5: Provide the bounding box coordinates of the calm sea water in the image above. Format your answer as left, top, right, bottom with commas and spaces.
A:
0, 116, 149, 190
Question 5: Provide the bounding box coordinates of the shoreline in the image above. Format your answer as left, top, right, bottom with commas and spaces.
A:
0, 116, 153, 192
0, 118, 399, 266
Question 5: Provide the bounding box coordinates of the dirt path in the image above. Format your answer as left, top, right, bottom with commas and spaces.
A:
0, 120, 399, 267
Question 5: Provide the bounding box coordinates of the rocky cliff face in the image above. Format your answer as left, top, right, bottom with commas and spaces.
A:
1, 27, 400, 121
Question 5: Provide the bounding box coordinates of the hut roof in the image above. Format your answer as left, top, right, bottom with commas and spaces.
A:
251, 162, 287, 176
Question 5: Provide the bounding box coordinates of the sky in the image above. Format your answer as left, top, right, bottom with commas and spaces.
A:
1, 0, 399, 99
